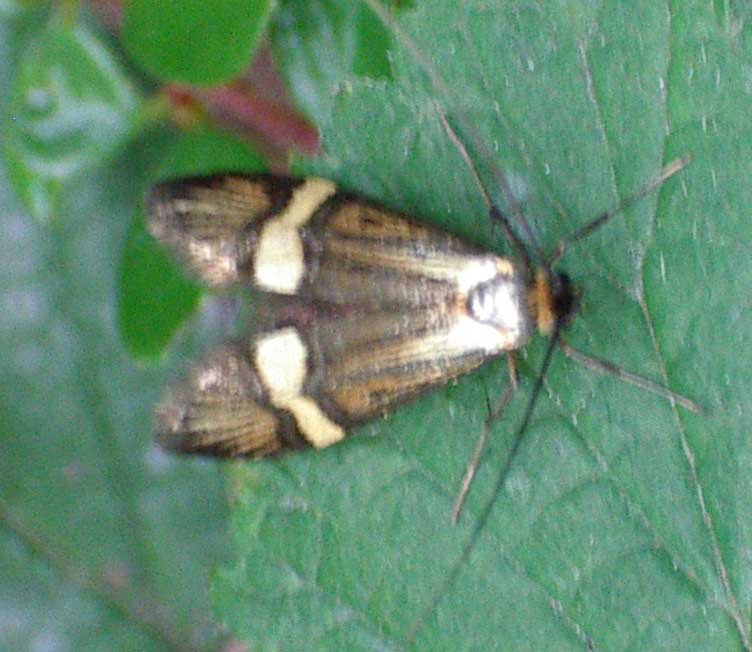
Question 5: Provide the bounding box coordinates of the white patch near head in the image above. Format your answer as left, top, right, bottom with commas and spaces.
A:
453, 272, 530, 353
469, 277, 522, 333
255, 327, 345, 448
446, 315, 519, 353
254, 178, 337, 294
455, 256, 515, 292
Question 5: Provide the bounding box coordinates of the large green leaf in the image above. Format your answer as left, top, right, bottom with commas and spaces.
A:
210, 1, 752, 650
0, 13, 232, 652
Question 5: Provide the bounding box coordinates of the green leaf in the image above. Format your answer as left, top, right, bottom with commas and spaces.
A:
118, 214, 201, 359
5, 20, 142, 221
271, 0, 394, 119
0, 16, 235, 650
123, 0, 277, 85
208, 1, 752, 650
0, 143, 237, 650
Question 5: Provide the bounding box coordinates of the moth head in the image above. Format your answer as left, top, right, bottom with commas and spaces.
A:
531, 268, 579, 335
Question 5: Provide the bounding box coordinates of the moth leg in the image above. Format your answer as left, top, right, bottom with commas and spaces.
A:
561, 340, 702, 413
451, 353, 520, 524
507, 349, 520, 388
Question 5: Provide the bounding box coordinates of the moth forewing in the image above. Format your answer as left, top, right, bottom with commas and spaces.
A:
146, 174, 298, 287
147, 173, 548, 457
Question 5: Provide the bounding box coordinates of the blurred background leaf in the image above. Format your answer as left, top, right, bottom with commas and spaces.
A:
123, 0, 276, 85
6, 16, 143, 221
0, 6, 237, 652
1, 1, 750, 652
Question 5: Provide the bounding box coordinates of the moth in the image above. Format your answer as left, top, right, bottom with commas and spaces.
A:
147, 172, 575, 458
146, 147, 696, 476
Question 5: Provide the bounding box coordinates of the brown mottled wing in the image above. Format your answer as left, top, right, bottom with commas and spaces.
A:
155, 312, 495, 457
146, 174, 298, 286
307, 309, 494, 423
146, 173, 490, 301
155, 343, 309, 457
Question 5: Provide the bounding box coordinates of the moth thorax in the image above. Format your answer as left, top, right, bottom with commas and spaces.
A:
529, 268, 577, 335
466, 274, 533, 346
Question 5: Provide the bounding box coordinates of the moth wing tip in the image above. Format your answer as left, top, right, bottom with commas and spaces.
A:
153, 390, 194, 453
144, 182, 178, 241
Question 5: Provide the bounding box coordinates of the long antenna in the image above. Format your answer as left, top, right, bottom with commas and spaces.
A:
362, 0, 546, 269
435, 103, 533, 272
548, 156, 690, 265
408, 325, 562, 640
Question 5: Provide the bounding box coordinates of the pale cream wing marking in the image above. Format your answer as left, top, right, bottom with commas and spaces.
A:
254, 178, 337, 294
255, 327, 345, 448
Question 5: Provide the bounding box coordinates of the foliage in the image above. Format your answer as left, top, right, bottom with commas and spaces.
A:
2, 1, 750, 651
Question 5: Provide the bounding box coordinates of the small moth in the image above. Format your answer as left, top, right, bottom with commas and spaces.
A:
146, 172, 578, 458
